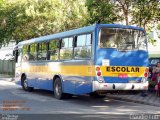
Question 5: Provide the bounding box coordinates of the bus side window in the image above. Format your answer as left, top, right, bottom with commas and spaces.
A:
48, 39, 59, 61
22, 45, 29, 62
74, 34, 92, 59
29, 43, 37, 61
15, 49, 22, 63
60, 37, 73, 60
37, 42, 47, 60
14, 50, 18, 63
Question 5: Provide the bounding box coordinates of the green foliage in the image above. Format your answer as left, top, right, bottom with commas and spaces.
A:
115, 0, 133, 25
0, 0, 19, 46
131, 0, 160, 30
0, 0, 87, 46
157, 24, 160, 30
85, 0, 119, 24
0, 0, 160, 46
145, 25, 156, 45
79, 48, 90, 58
60, 49, 72, 60
74, 48, 91, 59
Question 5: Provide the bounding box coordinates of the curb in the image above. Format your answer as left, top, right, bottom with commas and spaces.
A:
106, 95, 160, 107
0, 77, 15, 82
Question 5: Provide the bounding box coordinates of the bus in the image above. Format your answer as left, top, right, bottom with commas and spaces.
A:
14, 24, 149, 99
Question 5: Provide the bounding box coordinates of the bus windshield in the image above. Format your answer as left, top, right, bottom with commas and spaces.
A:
99, 28, 147, 51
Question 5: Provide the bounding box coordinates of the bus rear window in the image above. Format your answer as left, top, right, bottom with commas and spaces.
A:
99, 28, 147, 51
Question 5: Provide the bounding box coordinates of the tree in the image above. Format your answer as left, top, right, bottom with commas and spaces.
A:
131, 0, 160, 30
0, 0, 87, 46
116, 0, 133, 25
158, 24, 160, 30
0, 0, 19, 46
85, 0, 120, 24
1, 0, 160, 46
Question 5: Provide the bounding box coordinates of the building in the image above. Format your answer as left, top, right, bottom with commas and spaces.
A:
0, 40, 16, 60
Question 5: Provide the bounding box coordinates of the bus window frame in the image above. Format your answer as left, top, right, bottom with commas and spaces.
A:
73, 33, 92, 60
37, 42, 48, 61
14, 46, 22, 63
59, 36, 74, 61
20, 32, 93, 62
28, 43, 38, 62
48, 39, 60, 61
22, 44, 30, 62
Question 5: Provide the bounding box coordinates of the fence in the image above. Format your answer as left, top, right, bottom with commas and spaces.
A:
0, 60, 15, 76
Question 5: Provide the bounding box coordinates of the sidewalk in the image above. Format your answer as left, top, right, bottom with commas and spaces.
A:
106, 91, 160, 107
0, 74, 14, 81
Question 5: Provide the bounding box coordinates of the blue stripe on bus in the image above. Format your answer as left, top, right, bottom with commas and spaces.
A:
26, 76, 93, 95
96, 48, 148, 66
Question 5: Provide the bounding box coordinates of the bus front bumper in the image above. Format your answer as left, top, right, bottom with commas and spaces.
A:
93, 81, 148, 91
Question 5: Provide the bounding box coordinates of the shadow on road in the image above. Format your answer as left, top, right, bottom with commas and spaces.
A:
15, 88, 138, 107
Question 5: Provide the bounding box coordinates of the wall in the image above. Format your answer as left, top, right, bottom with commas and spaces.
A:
0, 60, 15, 76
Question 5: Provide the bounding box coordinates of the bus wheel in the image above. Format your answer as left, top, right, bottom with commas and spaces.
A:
54, 78, 70, 99
89, 92, 106, 98
21, 76, 34, 92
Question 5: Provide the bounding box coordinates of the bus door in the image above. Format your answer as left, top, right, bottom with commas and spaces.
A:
14, 47, 22, 82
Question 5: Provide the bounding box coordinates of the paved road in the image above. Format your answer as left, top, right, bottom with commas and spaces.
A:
0, 79, 160, 120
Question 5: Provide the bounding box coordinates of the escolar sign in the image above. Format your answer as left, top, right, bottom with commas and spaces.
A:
106, 66, 140, 73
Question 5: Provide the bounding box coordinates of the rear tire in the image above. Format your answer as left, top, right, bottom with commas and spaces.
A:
54, 78, 66, 99
21, 75, 34, 92
54, 78, 72, 99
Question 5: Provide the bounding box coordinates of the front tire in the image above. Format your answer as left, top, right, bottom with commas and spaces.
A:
21, 76, 34, 92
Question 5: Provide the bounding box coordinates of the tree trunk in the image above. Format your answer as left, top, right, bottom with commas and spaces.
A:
117, 0, 129, 25
124, 10, 129, 25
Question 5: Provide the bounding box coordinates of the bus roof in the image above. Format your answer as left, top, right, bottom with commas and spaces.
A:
17, 24, 144, 46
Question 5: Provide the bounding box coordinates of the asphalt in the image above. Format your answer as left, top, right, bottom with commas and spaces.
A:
0, 75, 159, 107
106, 91, 160, 107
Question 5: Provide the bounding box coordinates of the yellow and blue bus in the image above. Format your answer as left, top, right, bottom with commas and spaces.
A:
14, 24, 149, 99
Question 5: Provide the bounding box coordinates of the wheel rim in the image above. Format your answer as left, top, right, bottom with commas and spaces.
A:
23, 79, 28, 89
55, 83, 61, 96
